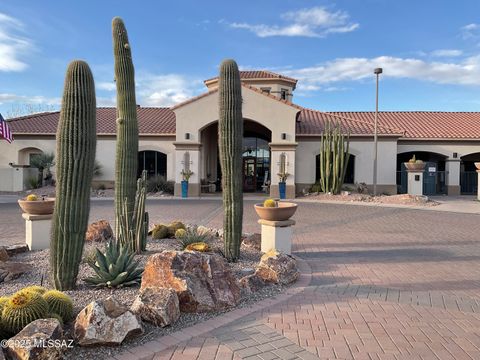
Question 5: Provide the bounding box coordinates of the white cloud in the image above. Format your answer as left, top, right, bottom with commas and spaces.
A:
230, 6, 358, 38
97, 81, 116, 91
0, 93, 60, 105
136, 73, 202, 107
0, 12, 33, 71
430, 49, 463, 57
283, 55, 480, 90
461, 23, 480, 39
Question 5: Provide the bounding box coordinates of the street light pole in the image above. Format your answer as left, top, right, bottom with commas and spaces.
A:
373, 67, 383, 196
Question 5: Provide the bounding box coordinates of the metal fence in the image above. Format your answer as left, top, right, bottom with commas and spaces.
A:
460, 171, 478, 194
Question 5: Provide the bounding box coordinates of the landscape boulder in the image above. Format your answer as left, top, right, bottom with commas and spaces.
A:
131, 287, 180, 327
255, 250, 299, 285
0, 262, 32, 283
239, 274, 266, 294
141, 251, 241, 312
85, 220, 113, 242
74, 296, 143, 346
4, 318, 63, 360
0, 247, 8, 262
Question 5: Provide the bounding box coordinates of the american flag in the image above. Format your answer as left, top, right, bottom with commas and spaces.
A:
0, 113, 13, 143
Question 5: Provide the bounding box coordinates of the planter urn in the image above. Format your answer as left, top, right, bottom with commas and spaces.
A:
404, 162, 426, 171
181, 180, 188, 198
18, 197, 55, 215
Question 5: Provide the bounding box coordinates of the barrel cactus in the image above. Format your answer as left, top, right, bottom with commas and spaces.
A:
42, 290, 73, 322
23, 285, 47, 295
2, 289, 49, 334
51, 60, 97, 290
218, 59, 244, 261
112, 17, 139, 241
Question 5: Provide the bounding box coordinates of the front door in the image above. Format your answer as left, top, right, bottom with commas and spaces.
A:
243, 157, 256, 192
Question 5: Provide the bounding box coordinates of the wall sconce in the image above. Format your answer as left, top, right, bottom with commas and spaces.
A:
281, 133, 287, 140
453, 152, 458, 158
185, 133, 190, 140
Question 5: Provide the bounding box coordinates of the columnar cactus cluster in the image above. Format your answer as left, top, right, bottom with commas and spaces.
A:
112, 17, 139, 241
319, 120, 350, 194
50, 60, 96, 290
218, 59, 244, 261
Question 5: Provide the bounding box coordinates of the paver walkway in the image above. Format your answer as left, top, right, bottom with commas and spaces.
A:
2, 199, 480, 359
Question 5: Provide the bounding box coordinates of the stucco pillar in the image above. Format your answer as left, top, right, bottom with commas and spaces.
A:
477, 170, 480, 201
446, 159, 461, 196
407, 170, 424, 196
173, 142, 201, 197
269, 143, 297, 199
23, 213, 52, 250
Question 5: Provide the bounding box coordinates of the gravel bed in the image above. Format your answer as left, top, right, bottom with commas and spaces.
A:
1, 229, 288, 360
302, 193, 439, 206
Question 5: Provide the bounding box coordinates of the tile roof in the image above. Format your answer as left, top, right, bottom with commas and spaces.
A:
204, 70, 298, 84
328, 112, 480, 139
297, 109, 403, 136
8, 107, 175, 135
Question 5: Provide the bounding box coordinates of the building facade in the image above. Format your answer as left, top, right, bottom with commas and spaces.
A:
2, 70, 480, 196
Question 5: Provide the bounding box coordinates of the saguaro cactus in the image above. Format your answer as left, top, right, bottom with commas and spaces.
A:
218, 59, 243, 261
51, 60, 96, 290
319, 121, 350, 194
112, 16, 139, 240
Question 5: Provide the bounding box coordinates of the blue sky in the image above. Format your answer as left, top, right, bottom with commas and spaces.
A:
1, 0, 480, 117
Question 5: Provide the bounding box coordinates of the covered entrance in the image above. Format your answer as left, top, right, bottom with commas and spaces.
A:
202, 119, 272, 193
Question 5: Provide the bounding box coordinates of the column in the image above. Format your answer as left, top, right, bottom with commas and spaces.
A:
173, 142, 201, 197
269, 143, 297, 199
445, 159, 461, 195
23, 213, 52, 250
407, 170, 423, 196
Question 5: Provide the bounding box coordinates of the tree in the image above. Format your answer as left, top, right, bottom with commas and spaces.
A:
30, 152, 55, 186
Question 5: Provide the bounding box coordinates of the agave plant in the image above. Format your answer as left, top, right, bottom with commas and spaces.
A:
84, 240, 143, 288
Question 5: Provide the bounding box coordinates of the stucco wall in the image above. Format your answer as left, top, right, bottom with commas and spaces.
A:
397, 141, 480, 159
296, 137, 398, 187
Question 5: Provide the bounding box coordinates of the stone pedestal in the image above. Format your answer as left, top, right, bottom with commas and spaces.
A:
22, 213, 52, 250
407, 170, 424, 196
258, 219, 295, 255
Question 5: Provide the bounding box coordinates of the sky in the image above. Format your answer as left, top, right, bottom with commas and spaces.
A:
1, 0, 480, 117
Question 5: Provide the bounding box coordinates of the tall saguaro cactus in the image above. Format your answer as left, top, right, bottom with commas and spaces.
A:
319, 121, 350, 195
112, 17, 139, 240
218, 59, 244, 261
51, 60, 96, 290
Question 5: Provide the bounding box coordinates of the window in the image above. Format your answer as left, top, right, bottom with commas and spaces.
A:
260, 87, 271, 95
280, 88, 288, 100
138, 151, 167, 178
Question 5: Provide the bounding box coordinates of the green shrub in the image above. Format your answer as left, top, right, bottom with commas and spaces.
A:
151, 224, 169, 239
167, 221, 186, 237
309, 183, 322, 193
177, 226, 210, 250
146, 175, 174, 194
26, 176, 40, 189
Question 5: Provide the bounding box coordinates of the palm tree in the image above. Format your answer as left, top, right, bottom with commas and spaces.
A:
30, 152, 55, 186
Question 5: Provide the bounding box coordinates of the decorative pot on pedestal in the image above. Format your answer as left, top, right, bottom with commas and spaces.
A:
180, 168, 193, 199
18, 195, 54, 250
404, 162, 426, 171
404, 158, 426, 196
254, 200, 297, 254
475, 162, 480, 171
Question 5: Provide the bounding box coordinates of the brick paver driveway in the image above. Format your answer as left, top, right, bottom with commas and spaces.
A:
2, 199, 480, 359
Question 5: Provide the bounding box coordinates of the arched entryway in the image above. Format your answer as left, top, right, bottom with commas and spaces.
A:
138, 150, 167, 178
200, 119, 272, 192
397, 151, 447, 195
460, 153, 480, 194
315, 154, 355, 185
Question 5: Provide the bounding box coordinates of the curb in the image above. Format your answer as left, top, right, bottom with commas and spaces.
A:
107, 256, 313, 360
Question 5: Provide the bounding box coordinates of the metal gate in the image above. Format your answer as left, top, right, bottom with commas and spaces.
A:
460, 171, 478, 194
397, 162, 447, 195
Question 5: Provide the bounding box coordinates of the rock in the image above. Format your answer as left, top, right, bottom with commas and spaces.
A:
85, 220, 113, 242
239, 274, 266, 294
5, 244, 29, 256
131, 287, 180, 327
141, 251, 241, 312
255, 250, 299, 285
4, 318, 63, 359
0, 262, 32, 283
239, 267, 255, 276
74, 296, 143, 346
242, 233, 261, 251
0, 247, 9, 262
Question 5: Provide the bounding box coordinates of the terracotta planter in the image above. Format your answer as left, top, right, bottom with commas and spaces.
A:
475, 162, 480, 171
254, 202, 297, 221
404, 162, 426, 171
18, 198, 55, 215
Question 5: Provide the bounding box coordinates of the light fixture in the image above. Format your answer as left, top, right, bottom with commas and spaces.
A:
453, 152, 458, 158
281, 133, 287, 140
185, 133, 190, 140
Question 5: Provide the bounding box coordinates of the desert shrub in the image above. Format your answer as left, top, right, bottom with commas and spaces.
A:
151, 224, 169, 239
356, 182, 369, 194
177, 226, 210, 249
309, 182, 322, 193
26, 176, 40, 189
147, 175, 174, 194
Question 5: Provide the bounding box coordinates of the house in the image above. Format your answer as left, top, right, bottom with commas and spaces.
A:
2, 70, 480, 196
